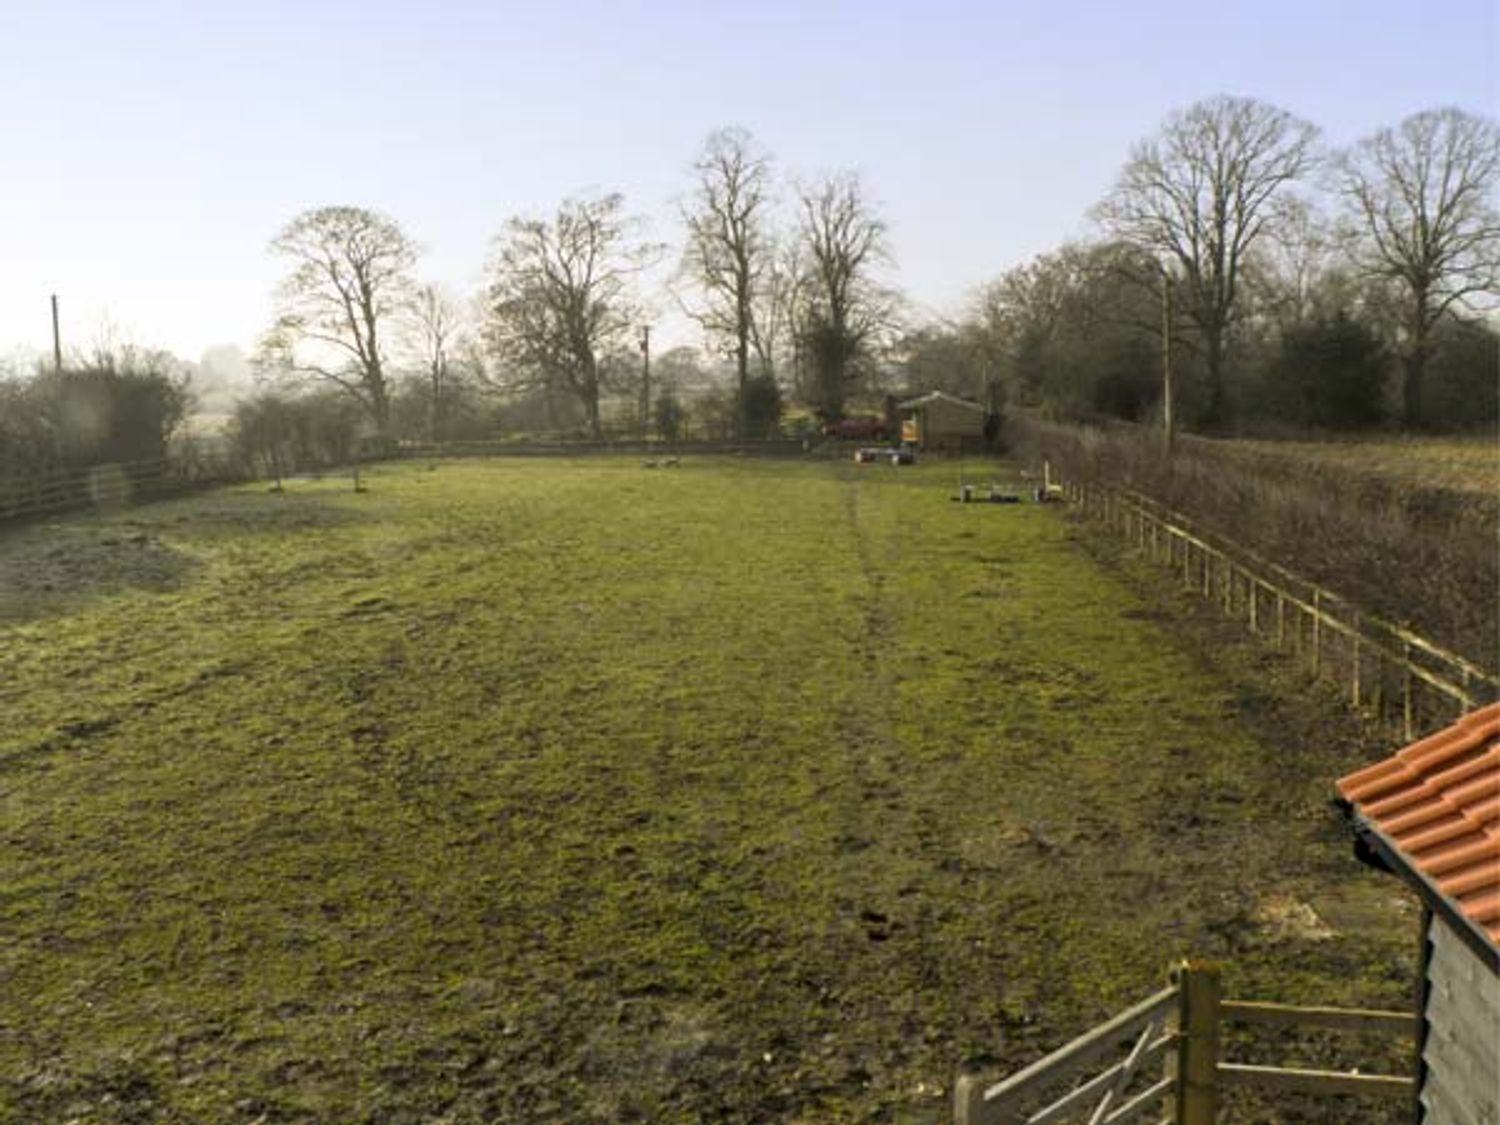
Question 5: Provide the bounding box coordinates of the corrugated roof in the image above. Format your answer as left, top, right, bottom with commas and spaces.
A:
1337, 704, 1500, 948
896, 391, 985, 411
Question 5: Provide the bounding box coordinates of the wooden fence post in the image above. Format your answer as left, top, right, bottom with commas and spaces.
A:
1372, 649, 1386, 728
1170, 961, 1221, 1125
1403, 643, 1414, 742
953, 1073, 988, 1125
1312, 591, 1322, 675
1351, 620, 1362, 710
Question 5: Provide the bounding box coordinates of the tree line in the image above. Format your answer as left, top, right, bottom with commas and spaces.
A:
2, 101, 1494, 487
906, 100, 1498, 434
247, 129, 894, 463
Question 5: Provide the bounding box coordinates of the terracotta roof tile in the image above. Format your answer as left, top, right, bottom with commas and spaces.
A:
1337, 703, 1500, 949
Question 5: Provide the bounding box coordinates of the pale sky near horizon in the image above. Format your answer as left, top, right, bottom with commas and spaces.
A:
1, 0, 1495, 368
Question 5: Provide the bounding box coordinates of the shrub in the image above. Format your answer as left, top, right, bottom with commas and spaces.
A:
1424, 316, 1500, 432
1262, 312, 1387, 430
743, 374, 784, 439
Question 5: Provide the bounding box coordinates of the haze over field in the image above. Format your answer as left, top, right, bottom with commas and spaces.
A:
2, 0, 1494, 363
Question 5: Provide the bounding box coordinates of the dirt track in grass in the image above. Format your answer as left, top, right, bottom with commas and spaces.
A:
1, 457, 1415, 1122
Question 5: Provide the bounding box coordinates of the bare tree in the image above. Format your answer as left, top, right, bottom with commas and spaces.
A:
971, 241, 1166, 417
681, 128, 774, 437
750, 235, 804, 383
409, 284, 462, 440
1337, 107, 1500, 427
1249, 197, 1344, 329
484, 194, 655, 439
1096, 96, 1319, 425
796, 172, 892, 422
260, 206, 418, 434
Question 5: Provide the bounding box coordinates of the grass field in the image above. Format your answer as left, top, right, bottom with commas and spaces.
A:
2, 457, 1415, 1122
1223, 434, 1500, 498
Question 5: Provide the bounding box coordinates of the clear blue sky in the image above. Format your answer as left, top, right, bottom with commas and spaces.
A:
2, 0, 1494, 364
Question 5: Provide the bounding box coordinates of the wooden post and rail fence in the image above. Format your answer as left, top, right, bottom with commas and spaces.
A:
1059, 477, 1498, 743
955, 961, 1416, 1124
0, 440, 817, 529
0, 456, 233, 525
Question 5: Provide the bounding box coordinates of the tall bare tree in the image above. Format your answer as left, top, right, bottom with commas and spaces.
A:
1096, 96, 1319, 425
750, 235, 805, 383
1337, 108, 1500, 427
682, 128, 774, 437
972, 242, 1165, 418
796, 172, 892, 422
1249, 197, 1345, 330
408, 284, 462, 440
484, 194, 654, 439
260, 206, 417, 433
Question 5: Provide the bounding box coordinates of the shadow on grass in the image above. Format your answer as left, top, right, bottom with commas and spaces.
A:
145, 488, 373, 537
0, 491, 369, 623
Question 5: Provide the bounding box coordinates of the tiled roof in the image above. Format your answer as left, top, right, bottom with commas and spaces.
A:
1337, 703, 1500, 948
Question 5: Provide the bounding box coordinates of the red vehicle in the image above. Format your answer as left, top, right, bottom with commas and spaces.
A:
826, 416, 887, 441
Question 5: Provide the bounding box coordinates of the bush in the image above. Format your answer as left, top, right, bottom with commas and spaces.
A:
653, 390, 685, 442
1424, 316, 1500, 432
1012, 414, 1496, 666
743, 374, 784, 439
227, 390, 364, 482
0, 353, 191, 479
1262, 312, 1387, 430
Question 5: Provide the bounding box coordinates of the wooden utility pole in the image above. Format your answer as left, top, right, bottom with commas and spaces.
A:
1161, 270, 1174, 456
639, 324, 651, 442
51, 294, 63, 372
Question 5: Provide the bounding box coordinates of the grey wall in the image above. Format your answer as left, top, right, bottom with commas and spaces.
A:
1421, 915, 1500, 1125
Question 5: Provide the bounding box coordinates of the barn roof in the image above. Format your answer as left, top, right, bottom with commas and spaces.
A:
897, 391, 985, 412
1337, 703, 1500, 961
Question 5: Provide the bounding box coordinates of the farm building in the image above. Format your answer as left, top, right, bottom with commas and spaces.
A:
1336, 703, 1500, 1125
897, 391, 987, 453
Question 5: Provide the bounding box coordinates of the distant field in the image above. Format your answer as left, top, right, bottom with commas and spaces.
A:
2, 458, 1413, 1122
1211, 433, 1500, 497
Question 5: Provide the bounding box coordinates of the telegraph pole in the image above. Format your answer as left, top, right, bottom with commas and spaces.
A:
51, 294, 63, 372
1161, 270, 1174, 456
639, 324, 651, 442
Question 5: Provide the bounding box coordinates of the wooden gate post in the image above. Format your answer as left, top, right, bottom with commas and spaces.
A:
954, 1073, 987, 1125
1168, 961, 1221, 1124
